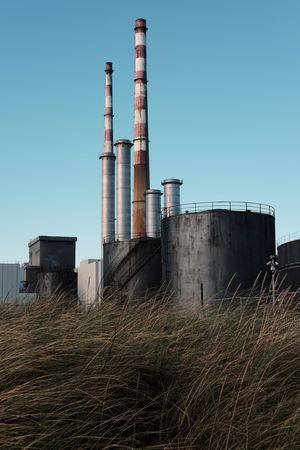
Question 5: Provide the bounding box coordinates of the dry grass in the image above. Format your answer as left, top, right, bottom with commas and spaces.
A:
0, 292, 300, 449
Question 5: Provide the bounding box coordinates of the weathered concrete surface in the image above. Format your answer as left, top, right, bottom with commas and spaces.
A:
161, 210, 275, 307
37, 270, 77, 296
103, 238, 162, 298
278, 239, 300, 291
29, 236, 77, 269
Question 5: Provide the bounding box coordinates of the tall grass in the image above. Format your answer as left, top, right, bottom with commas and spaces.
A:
0, 292, 300, 449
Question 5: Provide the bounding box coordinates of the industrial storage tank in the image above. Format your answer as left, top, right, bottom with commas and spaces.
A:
161, 201, 275, 307
277, 236, 300, 291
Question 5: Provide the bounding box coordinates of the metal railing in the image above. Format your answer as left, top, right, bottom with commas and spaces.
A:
102, 233, 161, 244
161, 201, 275, 219
277, 232, 300, 247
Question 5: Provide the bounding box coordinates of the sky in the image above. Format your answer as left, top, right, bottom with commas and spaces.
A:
1, 0, 299, 264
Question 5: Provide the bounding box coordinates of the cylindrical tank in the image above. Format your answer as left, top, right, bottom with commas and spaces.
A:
277, 239, 300, 291
145, 189, 162, 238
115, 139, 133, 241
161, 179, 183, 217
161, 205, 275, 307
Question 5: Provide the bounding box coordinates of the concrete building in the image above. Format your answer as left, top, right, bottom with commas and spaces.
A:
0, 263, 20, 302
26, 236, 77, 295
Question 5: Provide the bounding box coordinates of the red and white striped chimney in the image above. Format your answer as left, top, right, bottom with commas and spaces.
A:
100, 62, 116, 244
103, 62, 113, 154
132, 18, 150, 238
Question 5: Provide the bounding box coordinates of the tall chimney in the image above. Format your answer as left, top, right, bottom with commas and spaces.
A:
100, 62, 116, 244
132, 18, 150, 238
115, 139, 133, 241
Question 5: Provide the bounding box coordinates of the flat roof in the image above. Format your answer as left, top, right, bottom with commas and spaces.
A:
29, 236, 77, 247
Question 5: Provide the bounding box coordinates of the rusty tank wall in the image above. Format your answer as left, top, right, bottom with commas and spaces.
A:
103, 238, 162, 298
277, 239, 300, 291
161, 210, 275, 307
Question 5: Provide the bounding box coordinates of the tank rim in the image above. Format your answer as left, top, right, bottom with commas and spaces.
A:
161, 201, 275, 219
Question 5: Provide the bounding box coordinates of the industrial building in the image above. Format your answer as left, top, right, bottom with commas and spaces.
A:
0, 263, 21, 302
100, 18, 277, 306
26, 236, 77, 295
1, 18, 297, 306
2, 19, 291, 307
0, 263, 36, 304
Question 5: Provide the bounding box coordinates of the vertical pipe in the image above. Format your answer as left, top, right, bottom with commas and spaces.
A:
161, 179, 183, 217
115, 139, 133, 241
145, 189, 162, 238
132, 18, 150, 238
100, 62, 116, 244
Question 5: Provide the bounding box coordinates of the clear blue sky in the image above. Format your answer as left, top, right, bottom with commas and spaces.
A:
1, 0, 299, 264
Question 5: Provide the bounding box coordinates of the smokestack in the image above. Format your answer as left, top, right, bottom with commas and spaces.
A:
145, 189, 162, 238
100, 62, 116, 244
161, 179, 183, 217
115, 139, 133, 241
132, 18, 150, 238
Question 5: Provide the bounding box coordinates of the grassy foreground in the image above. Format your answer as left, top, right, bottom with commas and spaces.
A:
0, 294, 300, 449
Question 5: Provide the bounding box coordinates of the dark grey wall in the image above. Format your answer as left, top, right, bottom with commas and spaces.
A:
103, 238, 162, 298
37, 270, 77, 296
29, 239, 76, 269
40, 241, 76, 269
278, 239, 300, 291
161, 210, 275, 306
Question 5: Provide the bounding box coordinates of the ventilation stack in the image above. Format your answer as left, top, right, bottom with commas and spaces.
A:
115, 139, 133, 241
161, 179, 183, 217
145, 189, 162, 238
100, 62, 116, 244
132, 18, 150, 238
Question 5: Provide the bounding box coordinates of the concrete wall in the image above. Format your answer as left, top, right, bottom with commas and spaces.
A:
103, 238, 162, 298
0, 263, 20, 302
161, 210, 275, 307
77, 259, 102, 305
37, 270, 77, 296
278, 239, 300, 291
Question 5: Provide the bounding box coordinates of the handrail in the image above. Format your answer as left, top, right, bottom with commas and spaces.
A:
102, 234, 161, 245
161, 201, 275, 219
277, 232, 300, 247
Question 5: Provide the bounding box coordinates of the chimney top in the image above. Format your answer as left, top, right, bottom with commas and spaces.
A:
105, 62, 113, 73
135, 18, 147, 31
